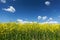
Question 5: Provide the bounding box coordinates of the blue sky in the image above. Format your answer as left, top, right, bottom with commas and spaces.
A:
0, 0, 60, 23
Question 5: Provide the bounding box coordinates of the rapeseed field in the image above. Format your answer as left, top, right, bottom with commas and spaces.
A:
0, 22, 60, 40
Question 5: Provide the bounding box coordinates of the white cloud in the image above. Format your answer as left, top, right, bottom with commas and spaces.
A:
0, 0, 15, 3
45, 1, 50, 6
42, 17, 58, 24
17, 19, 27, 23
42, 16, 47, 20
17, 19, 33, 24
37, 16, 42, 20
48, 17, 53, 21
17, 18, 59, 24
1, 0, 6, 3
37, 16, 47, 20
2, 6, 16, 13
17, 19, 23, 22
43, 21, 58, 24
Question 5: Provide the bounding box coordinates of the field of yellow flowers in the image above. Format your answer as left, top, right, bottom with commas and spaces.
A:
0, 22, 60, 40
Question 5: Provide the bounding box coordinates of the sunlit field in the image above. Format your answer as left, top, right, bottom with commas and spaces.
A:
0, 22, 60, 40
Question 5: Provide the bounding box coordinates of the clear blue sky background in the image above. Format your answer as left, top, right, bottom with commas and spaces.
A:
0, 0, 60, 22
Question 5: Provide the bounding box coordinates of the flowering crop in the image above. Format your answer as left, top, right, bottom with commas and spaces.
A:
0, 22, 60, 40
